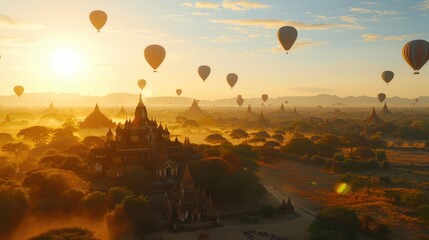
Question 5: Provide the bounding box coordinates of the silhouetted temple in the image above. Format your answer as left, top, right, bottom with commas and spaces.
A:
79, 104, 116, 129
116, 106, 128, 118
246, 105, 253, 114
43, 101, 59, 115
279, 103, 286, 113
87, 95, 184, 178
3, 114, 11, 123
184, 99, 207, 117
279, 197, 295, 215
381, 103, 391, 115
165, 165, 215, 230
365, 107, 383, 124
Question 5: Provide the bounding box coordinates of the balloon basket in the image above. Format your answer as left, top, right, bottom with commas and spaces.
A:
414, 72, 420, 75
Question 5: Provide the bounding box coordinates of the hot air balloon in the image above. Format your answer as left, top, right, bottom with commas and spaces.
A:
144, 45, 166, 72
381, 71, 394, 85
262, 94, 268, 102
89, 10, 108, 32
277, 26, 298, 54
176, 89, 182, 97
198, 65, 211, 82
402, 40, 429, 74
237, 98, 244, 106
415, 98, 419, 102
226, 73, 238, 89
137, 79, 146, 90
285, 101, 288, 104
14, 86, 24, 97
378, 93, 386, 103
238, 94, 242, 99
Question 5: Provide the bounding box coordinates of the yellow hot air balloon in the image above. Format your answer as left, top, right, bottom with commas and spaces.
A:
89, 10, 108, 32
14, 85, 24, 97
227, 73, 238, 89
176, 89, 182, 96
144, 45, 166, 72
277, 26, 298, 54
137, 79, 146, 90
198, 65, 211, 82
262, 94, 269, 102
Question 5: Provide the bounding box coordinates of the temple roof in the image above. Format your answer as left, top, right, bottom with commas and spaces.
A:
80, 104, 115, 128
132, 94, 149, 127
279, 103, 286, 113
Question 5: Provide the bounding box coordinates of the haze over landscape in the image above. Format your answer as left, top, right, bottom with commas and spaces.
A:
1, 1, 429, 240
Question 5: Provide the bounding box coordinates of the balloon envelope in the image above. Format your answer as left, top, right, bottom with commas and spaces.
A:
277, 26, 298, 53
198, 65, 211, 82
144, 45, 166, 72
237, 94, 242, 99
237, 98, 244, 106
262, 94, 269, 102
285, 101, 288, 104
377, 93, 386, 103
226, 73, 238, 89
89, 10, 107, 32
137, 79, 146, 90
402, 40, 429, 74
176, 89, 182, 96
381, 71, 394, 84
14, 86, 24, 97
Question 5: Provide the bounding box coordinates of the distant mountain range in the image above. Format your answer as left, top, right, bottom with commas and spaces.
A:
0, 93, 426, 107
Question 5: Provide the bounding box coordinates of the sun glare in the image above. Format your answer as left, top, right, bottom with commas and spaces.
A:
50, 49, 82, 76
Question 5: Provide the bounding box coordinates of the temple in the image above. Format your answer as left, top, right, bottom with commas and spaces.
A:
43, 102, 59, 115
79, 104, 116, 129
365, 107, 383, 124
164, 165, 215, 230
279, 103, 286, 113
381, 103, 391, 115
184, 99, 207, 117
87, 95, 183, 178
116, 106, 128, 118
279, 197, 295, 215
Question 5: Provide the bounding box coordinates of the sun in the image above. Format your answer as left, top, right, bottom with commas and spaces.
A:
50, 49, 83, 76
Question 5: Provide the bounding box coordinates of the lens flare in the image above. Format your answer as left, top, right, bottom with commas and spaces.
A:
335, 182, 350, 194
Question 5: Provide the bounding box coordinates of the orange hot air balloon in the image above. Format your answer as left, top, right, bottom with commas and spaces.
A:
176, 89, 182, 96
285, 100, 288, 104
89, 10, 108, 32
14, 85, 24, 97
277, 26, 298, 54
381, 71, 394, 85
144, 45, 166, 72
137, 79, 146, 90
237, 97, 244, 106
226, 73, 238, 89
262, 94, 268, 102
377, 93, 386, 103
198, 65, 211, 82
237, 94, 242, 99
402, 40, 429, 74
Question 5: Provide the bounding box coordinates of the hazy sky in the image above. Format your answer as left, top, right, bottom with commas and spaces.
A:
0, 0, 428, 100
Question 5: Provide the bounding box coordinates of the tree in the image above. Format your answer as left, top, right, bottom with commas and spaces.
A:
316, 135, 342, 157
0, 178, 30, 238
22, 169, 87, 214
264, 141, 281, 148
28, 227, 97, 240
78, 191, 108, 218
204, 134, 230, 145
354, 147, 375, 160
105, 195, 158, 239
309, 207, 360, 240
229, 129, 249, 142
2, 142, 30, 171
281, 137, 317, 156
341, 133, 367, 158
82, 136, 105, 148
255, 131, 270, 139
17, 126, 52, 147
271, 134, 285, 143
49, 127, 80, 148
107, 187, 134, 209
0, 133, 13, 146
38, 154, 86, 175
